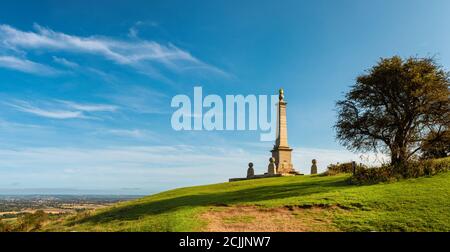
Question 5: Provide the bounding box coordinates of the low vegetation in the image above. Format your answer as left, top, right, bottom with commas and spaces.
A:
324, 157, 450, 185
324, 162, 365, 176
35, 157, 450, 232
350, 157, 450, 184
0, 210, 53, 232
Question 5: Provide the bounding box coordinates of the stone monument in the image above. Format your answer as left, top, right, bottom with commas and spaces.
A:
247, 162, 255, 178
267, 157, 277, 175
229, 88, 302, 182
310, 159, 318, 174
271, 88, 296, 174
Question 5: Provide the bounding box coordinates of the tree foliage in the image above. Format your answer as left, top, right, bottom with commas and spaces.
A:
421, 128, 450, 159
335, 56, 450, 166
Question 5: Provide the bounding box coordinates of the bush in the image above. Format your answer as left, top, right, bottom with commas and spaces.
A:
15, 210, 49, 232
0, 219, 13, 232
350, 157, 450, 184
349, 165, 399, 184
324, 162, 366, 176
401, 158, 450, 177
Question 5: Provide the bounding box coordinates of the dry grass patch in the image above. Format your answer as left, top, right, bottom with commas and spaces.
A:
201, 205, 340, 232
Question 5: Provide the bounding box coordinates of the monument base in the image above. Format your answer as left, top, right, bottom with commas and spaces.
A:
229, 172, 303, 182
271, 146, 296, 174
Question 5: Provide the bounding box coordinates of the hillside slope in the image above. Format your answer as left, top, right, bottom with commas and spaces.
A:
45, 170, 450, 232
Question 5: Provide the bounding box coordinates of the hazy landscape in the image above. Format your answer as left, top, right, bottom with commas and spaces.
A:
0, 195, 140, 229
0, 157, 447, 232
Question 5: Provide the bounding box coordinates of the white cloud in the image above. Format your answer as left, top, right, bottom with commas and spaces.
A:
0, 119, 46, 129
52, 56, 79, 68
128, 21, 159, 39
0, 55, 60, 76
292, 147, 388, 174
7, 101, 85, 119
128, 27, 139, 39
101, 129, 156, 140
5, 99, 118, 120
104, 85, 168, 114
0, 23, 227, 78
59, 100, 118, 112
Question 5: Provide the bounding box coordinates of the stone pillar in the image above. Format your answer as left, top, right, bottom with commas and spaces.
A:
271, 88, 294, 174
311, 159, 318, 175
276, 89, 289, 147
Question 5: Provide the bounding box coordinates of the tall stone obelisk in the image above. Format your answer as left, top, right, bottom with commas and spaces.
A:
271, 88, 295, 174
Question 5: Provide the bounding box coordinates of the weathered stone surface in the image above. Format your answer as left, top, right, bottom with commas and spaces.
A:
311, 159, 318, 174
247, 162, 255, 178
271, 88, 295, 174
267, 157, 277, 175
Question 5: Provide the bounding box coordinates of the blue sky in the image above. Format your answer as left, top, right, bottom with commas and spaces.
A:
1, 0, 450, 194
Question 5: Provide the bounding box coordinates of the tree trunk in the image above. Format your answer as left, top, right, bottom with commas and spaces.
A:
390, 145, 408, 173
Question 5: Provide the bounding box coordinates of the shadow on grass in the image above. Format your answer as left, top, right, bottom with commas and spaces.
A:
73, 178, 351, 225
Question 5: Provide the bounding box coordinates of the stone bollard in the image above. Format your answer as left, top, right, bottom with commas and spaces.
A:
311, 159, 318, 175
247, 162, 255, 178
268, 157, 277, 175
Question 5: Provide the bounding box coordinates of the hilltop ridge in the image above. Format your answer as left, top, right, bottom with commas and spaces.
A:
44, 167, 450, 232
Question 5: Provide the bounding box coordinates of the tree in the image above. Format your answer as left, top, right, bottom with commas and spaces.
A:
335, 56, 450, 168
421, 128, 450, 159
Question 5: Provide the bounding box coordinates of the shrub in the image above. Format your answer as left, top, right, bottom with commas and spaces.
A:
350, 157, 450, 184
349, 165, 399, 184
401, 158, 450, 177
0, 219, 13, 232
15, 210, 49, 232
324, 162, 366, 176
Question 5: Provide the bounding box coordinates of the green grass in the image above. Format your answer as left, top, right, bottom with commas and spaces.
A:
45, 158, 450, 232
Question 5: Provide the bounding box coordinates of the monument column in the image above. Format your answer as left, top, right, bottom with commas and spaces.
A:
271, 88, 294, 174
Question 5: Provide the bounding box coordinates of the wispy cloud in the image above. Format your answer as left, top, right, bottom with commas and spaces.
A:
103, 129, 155, 139
0, 55, 60, 76
59, 100, 118, 112
6, 100, 85, 119
127, 20, 158, 38
0, 119, 47, 129
128, 27, 139, 39
52, 56, 79, 68
5, 99, 118, 120
0, 23, 228, 79
292, 147, 388, 174
104, 85, 168, 114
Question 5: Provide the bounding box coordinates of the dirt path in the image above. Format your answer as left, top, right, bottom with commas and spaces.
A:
201, 205, 340, 232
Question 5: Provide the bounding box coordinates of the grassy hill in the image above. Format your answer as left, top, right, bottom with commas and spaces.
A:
45, 167, 450, 232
